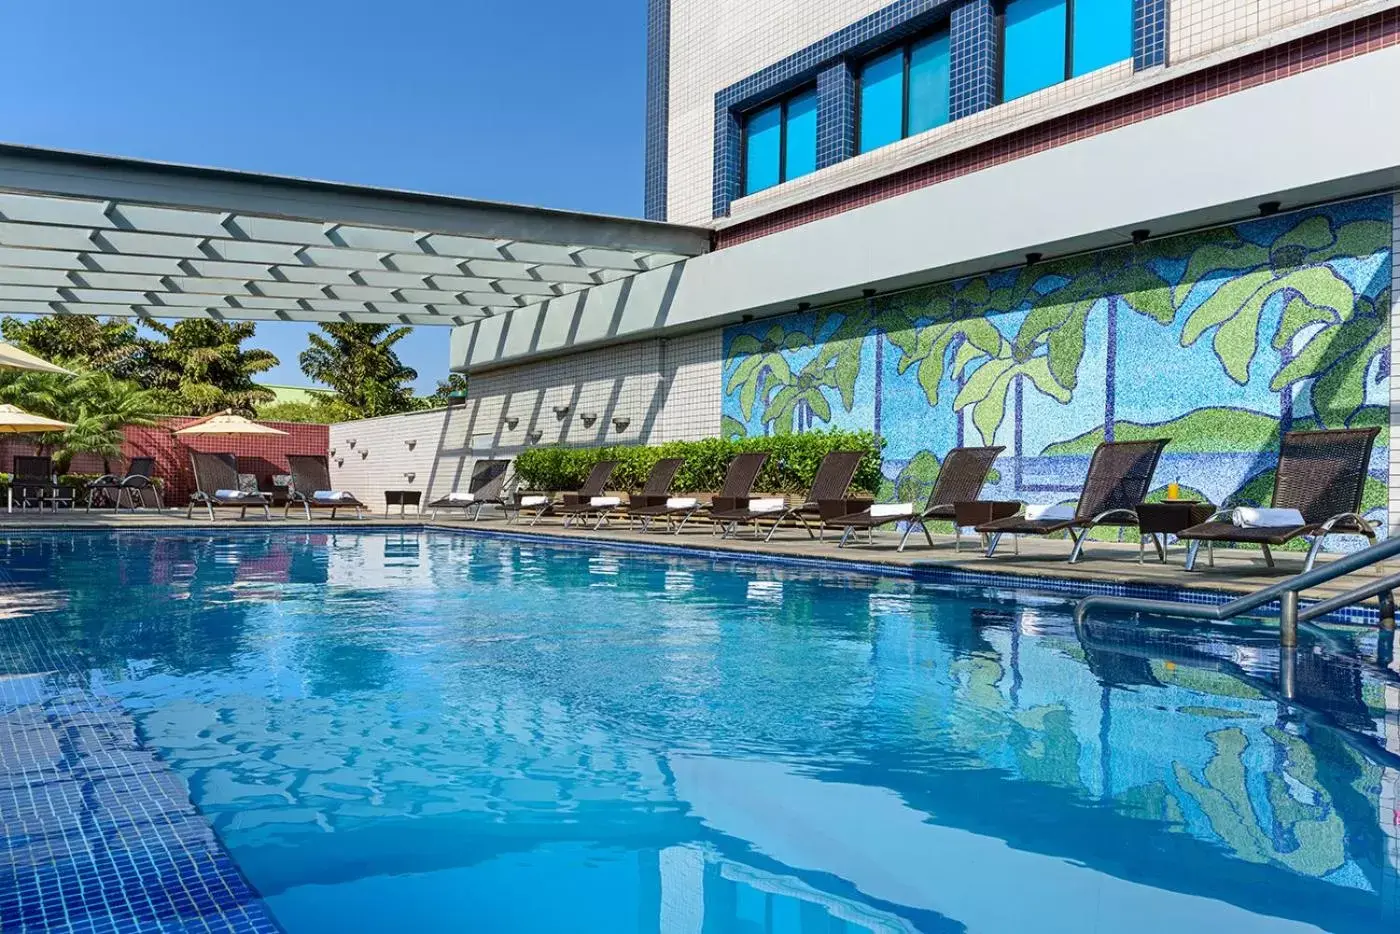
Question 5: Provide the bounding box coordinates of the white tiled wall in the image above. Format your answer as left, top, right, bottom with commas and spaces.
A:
329, 330, 723, 502
1171, 0, 1369, 63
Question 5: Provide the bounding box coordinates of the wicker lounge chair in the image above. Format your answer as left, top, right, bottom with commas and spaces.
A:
86, 456, 162, 511
560, 457, 688, 531
188, 452, 271, 520
712, 450, 864, 541
826, 446, 1004, 551
285, 454, 366, 520
1177, 428, 1380, 572
628, 452, 769, 534
11, 456, 62, 511
976, 439, 1169, 562
511, 460, 618, 526
428, 459, 512, 520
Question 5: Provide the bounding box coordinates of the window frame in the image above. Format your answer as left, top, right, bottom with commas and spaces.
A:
997, 0, 1132, 102
854, 22, 952, 156
739, 84, 817, 197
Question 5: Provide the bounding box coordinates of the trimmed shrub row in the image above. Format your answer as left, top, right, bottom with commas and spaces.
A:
512, 429, 884, 495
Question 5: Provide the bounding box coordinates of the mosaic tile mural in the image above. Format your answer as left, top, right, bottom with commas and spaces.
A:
722, 196, 1393, 539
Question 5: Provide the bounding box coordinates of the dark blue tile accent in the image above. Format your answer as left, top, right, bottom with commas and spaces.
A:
949, 0, 998, 120
816, 61, 856, 169
1134, 0, 1169, 70
711, 0, 958, 218
644, 0, 671, 220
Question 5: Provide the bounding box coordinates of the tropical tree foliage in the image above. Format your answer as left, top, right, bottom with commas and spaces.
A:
299, 324, 419, 418
423, 373, 469, 408
724, 324, 809, 422
0, 370, 163, 472
0, 316, 145, 379
139, 320, 278, 415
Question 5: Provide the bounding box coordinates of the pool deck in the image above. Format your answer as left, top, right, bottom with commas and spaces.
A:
0, 506, 1392, 609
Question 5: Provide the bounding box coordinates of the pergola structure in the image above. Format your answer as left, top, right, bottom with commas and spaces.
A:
0, 143, 711, 328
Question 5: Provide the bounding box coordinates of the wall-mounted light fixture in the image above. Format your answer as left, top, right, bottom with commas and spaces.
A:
552, 405, 571, 420
1258, 200, 1282, 216
347, 439, 357, 449
797, 301, 811, 311
612, 417, 631, 433
1131, 228, 1150, 245
329, 447, 337, 456
404, 472, 416, 483
580, 412, 598, 428
503, 416, 519, 430
525, 430, 543, 444
405, 439, 416, 450
1025, 252, 1043, 266
861, 288, 877, 298
359, 449, 369, 459
335, 457, 344, 467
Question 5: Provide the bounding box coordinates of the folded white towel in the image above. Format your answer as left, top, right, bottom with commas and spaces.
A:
312, 490, 354, 502
666, 497, 698, 509
214, 489, 244, 499
1232, 507, 1306, 528
519, 495, 550, 507
870, 502, 915, 518
590, 496, 621, 507
1026, 503, 1076, 521
748, 497, 786, 513
443, 492, 475, 503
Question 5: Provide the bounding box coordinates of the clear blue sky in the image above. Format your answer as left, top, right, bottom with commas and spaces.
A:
0, 0, 647, 393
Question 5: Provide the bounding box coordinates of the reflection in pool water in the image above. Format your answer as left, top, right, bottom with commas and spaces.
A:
0, 530, 1397, 933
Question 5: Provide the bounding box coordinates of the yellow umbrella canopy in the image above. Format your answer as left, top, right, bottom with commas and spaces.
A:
174, 412, 288, 437
0, 343, 72, 375
0, 404, 73, 434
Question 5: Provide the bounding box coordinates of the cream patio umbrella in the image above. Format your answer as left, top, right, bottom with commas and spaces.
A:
0, 343, 73, 375
0, 404, 74, 513
173, 411, 288, 438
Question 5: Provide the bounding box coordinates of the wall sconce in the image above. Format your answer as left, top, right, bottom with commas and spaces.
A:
347, 439, 357, 449
335, 457, 344, 467
359, 449, 369, 459
612, 417, 631, 433
503, 416, 519, 430
525, 430, 543, 444
405, 439, 416, 450
580, 412, 598, 428
404, 472, 416, 483
329, 447, 337, 456
552, 404, 571, 420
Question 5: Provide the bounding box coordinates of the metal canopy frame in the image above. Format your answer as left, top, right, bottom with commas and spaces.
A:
0, 143, 711, 327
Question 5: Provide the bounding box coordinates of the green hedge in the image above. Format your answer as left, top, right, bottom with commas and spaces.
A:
513, 430, 884, 495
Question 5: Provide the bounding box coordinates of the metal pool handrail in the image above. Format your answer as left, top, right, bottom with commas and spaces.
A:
1073, 533, 1400, 646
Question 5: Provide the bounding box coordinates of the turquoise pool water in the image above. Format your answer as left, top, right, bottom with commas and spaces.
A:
2, 530, 1398, 933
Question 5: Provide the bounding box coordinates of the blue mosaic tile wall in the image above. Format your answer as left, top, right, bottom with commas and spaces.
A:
1135, 0, 1170, 69
816, 61, 856, 169
949, 0, 998, 119
644, 0, 672, 220
0, 592, 282, 933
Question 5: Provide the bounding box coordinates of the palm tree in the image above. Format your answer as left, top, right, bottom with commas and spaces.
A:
140, 320, 278, 415
299, 323, 419, 418
0, 370, 163, 472
724, 324, 809, 425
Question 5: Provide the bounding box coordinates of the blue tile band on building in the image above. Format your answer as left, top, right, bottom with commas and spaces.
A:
816, 61, 856, 169
1135, 0, 1169, 69
949, 0, 998, 119
644, 0, 671, 220
0, 592, 283, 933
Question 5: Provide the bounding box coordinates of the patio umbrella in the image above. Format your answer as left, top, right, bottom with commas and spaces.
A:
0, 404, 73, 433
0, 343, 72, 375
174, 411, 288, 438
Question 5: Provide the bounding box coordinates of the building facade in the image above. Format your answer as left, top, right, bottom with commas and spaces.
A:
338, 0, 1400, 537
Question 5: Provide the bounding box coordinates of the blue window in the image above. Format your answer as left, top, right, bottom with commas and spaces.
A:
741, 86, 818, 196
1001, 0, 1133, 101
858, 26, 951, 155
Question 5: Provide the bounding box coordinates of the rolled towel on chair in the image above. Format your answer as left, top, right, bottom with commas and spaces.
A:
748, 497, 786, 513
1232, 506, 1306, 528
518, 494, 550, 508
870, 502, 914, 518
590, 496, 621, 508
313, 490, 354, 502
444, 492, 475, 503
214, 489, 243, 499
666, 497, 698, 509
1025, 503, 1076, 522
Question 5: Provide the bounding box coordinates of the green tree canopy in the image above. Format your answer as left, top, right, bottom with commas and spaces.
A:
0, 369, 164, 472
0, 315, 145, 379
422, 373, 469, 408
299, 324, 419, 418
140, 320, 278, 415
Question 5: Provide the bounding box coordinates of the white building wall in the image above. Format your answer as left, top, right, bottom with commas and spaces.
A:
1170, 0, 1373, 64
330, 331, 722, 502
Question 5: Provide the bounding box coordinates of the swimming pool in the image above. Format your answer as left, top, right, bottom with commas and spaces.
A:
1, 530, 1397, 933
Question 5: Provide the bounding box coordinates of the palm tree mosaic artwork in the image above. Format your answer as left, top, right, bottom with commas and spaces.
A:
721, 197, 1392, 539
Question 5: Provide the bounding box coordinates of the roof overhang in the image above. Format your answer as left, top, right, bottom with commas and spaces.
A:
0, 143, 711, 327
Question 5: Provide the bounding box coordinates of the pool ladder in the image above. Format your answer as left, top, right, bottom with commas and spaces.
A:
1074, 534, 1400, 695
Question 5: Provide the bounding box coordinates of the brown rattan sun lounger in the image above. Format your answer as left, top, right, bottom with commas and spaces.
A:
976, 438, 1168, 563
428, 459, 512, 520
629, 452, 769, 534
1177, 427, 1380, 572
188, 452, 271, 520
285, 454, 367, 520
712, 450, 865, 541
553, 457, 686, 530
826, 446, 1004, 551
510, 460, 618, 526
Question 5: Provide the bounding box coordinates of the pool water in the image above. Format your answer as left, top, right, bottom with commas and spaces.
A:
2, 531, 1398, 933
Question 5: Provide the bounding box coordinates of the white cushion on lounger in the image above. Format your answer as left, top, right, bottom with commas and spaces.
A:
749, 497, 785, 513
590, 496, 621, 507
214, 489, 243, 499
870, 502, 914, 518
444, 492, 475, 502
666, 497, 698, 509
519, 495, 550, 507
1025, 503, 1076, 521
313, 490, 354, 501
1232, 507, 1305, 528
